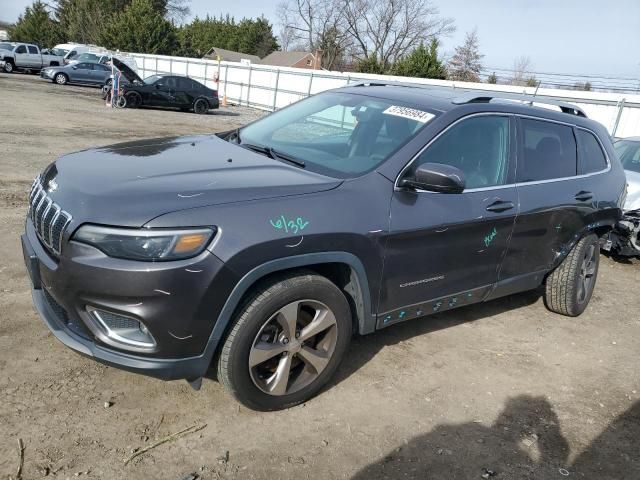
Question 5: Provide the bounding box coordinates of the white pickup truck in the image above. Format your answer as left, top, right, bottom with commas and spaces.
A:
0, 42, 64, 73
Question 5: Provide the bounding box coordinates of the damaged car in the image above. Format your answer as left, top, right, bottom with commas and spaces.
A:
602, 137, 640, 257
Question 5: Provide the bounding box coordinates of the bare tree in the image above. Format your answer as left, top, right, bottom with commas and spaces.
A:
448, 29, 483, 82
511, 55, 532, 86
342, 0, 455, 67
277, 0, 351, 69
278, 0, 454, 70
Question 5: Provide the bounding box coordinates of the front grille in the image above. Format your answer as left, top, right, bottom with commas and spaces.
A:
28, 176, 72, 256
43, 289, 92, 339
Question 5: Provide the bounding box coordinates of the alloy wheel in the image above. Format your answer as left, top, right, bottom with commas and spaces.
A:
194, 99, 207, 114
577, 244, 596, 304
55, 73, 67, 85
249, 300, 338, 396
4, 62, 13, 73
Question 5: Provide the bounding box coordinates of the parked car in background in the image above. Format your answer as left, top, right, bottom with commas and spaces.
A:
22, 85, 625, 410
0, 43, 63, 73
113, 59, 218, 114
602, 137, 640, 257
40, 61, 113, 86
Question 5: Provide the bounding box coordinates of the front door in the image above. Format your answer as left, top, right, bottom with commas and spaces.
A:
379, 114, 517, 326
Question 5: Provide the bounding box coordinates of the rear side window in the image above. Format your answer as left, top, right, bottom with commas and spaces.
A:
577, 130, 607, 174
414, 115, 510, 189
28, 46, 38, 54
518, 118, 577, 182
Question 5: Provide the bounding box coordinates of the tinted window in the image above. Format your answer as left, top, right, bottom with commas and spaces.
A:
28, 46, 38, 54
614, 140, 640, 174
239, 92, 432, 178
177, 77, 194, 89
165, 77, 177, 88
577, 130, 607, 174
414, 116, 510, 189
518, 119, 577, 182
15, 45, 27, 54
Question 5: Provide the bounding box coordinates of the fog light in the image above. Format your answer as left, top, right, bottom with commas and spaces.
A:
86, 307, 156, 351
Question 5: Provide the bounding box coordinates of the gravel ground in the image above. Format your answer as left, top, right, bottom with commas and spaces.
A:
0, 73, 639, 480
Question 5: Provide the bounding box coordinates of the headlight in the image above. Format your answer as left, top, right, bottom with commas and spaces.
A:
73, 225, 215, 261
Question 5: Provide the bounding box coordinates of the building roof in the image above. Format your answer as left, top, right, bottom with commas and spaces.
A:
260, 51, 314, 67
204, 47, 260, 63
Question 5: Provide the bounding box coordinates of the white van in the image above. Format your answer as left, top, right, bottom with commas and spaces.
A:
51, 43, 106, 64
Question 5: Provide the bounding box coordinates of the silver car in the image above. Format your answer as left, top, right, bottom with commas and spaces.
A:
603, 138, 640, 256
40, 61, 113, 86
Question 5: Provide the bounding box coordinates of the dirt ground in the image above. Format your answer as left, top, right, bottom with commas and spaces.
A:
1, 73, 639, 480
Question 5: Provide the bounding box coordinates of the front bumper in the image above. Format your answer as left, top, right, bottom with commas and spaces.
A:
22, 218, 237, 380
602, 211, 640, 257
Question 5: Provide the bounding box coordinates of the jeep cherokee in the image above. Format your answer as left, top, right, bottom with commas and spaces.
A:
22, 83, 626, 410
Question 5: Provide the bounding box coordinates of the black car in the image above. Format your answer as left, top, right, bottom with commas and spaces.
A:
22, 83, 625, 410
112, 59, 219, 114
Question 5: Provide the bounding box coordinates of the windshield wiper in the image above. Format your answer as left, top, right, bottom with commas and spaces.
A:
241, 143, 305, 168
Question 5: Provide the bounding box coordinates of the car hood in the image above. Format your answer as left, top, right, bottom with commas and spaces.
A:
42, 135, 342, 227
624, 169, 640, 211
111, 57, 142, 84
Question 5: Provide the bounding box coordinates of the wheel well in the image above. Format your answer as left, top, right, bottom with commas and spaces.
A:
236, 263, 364, 335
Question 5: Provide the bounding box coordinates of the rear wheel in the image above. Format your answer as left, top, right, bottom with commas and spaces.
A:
3, 61, 14, 73
54, 73, 68, 85
544, 234, 599, 316
193, 98, 208, 114
217, 272, 352, 410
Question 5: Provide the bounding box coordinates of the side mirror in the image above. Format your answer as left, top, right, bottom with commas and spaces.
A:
400, 162, 466, 194
155, 83, 163, 89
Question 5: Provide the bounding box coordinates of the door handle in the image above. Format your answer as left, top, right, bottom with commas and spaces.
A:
486, 200, 514, 212
574, 191, 593, 202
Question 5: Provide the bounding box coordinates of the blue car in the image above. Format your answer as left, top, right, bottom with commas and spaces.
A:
40, 61, 113, 86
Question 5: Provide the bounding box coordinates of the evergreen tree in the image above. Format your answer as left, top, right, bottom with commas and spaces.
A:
448, 29, 484, 82
8, 1, 63, 47
487, 72, 498, 84
355, 55, 387, 74
99, 0, 177, 54
390, 39, 447, 79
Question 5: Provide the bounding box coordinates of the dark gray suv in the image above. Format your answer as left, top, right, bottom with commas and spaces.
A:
22, 83, 626, 410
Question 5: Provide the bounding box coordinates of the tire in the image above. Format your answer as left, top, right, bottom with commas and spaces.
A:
217, 272, 352, 411
105, 78, 112, 87
54, 73, 68, 85
193, 98, 208, 114
544, 234, 599, 316
116, 95, 127, 108
125, 92, 141, 108
3, 61, 14, 73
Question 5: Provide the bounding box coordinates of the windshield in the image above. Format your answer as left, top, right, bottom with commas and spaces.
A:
50, 48, 69, 56
0, 42, 14, 51
614, 140, 640, 174
236, 92, 435, 178
144, 75, 162, 85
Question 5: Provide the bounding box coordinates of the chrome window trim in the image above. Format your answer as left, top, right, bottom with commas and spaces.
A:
394, 112, 611, 194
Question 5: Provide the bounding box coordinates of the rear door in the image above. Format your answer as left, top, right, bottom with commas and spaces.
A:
379, 114, 518, 325
499, 116, 598, 285
91, 63, 111, 84
174, 77, 195, 108
27, 45, 41, 67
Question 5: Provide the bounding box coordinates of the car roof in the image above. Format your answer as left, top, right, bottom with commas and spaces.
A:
334, 82, 594, 127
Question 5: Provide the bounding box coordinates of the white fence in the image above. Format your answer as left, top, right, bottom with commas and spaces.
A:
127, 52, 640, 138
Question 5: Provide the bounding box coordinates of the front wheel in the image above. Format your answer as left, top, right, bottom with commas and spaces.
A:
544, 234, 600, 316
3, 61, 14, 73
217, 272, 352, 410
54, 73, 67, 85
125, 92, 141, 108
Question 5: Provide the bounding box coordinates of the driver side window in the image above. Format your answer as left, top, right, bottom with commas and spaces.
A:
414, 115, 510, 189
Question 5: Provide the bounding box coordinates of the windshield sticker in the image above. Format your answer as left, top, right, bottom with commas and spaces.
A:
270, 215, 310, 235
383, 105, 435, 123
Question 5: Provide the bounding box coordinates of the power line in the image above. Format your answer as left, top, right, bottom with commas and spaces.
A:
482, 66, 640, 83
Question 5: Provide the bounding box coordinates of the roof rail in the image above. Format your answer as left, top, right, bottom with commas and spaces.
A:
349, 80, 433, 90
452, 93, 587, 117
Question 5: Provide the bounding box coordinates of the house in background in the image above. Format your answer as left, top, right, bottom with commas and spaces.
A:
203, 47, 260, 64
260, 50, 322, 70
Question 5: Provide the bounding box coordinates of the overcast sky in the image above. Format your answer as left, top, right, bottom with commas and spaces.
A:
2, 0, 639, 78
